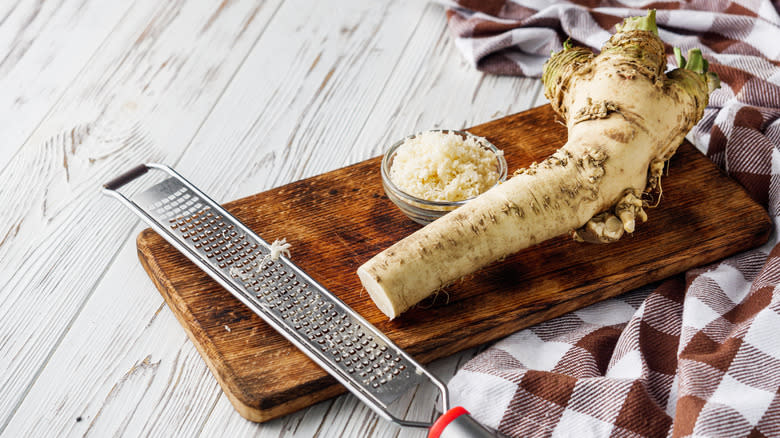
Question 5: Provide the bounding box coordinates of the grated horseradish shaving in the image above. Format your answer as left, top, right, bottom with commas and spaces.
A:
269, 238, 292, 260
390, 131, 500, 201
225, 239, 293, 277
255, 238, 292, 273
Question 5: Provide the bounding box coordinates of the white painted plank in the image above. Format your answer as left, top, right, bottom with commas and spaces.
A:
3, 236, 223, 437
0, 0, 135, 171
0, 0, 282, 430
349, 3, 542, 164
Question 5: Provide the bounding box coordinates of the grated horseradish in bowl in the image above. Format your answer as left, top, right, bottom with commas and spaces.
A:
381, 130, 507, 225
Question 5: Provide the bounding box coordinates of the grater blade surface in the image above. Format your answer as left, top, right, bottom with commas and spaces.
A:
105, 165, 441, 424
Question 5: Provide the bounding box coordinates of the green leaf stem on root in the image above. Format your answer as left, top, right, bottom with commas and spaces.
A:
616, 9, 658, 35
674, 47, 686, 69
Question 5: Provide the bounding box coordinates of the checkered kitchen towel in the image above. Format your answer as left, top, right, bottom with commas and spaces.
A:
441, 1, 780, 437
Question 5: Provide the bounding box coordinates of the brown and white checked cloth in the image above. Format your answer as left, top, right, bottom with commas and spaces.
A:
438, 1, 780, 437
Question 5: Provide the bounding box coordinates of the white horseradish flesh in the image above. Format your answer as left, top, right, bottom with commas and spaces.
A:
389, 131, 500, 202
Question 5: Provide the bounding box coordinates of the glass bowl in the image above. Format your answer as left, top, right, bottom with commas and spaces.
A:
381, 130, 507, 225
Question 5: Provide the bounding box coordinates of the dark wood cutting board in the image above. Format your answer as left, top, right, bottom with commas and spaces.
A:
137, 104, 772, 422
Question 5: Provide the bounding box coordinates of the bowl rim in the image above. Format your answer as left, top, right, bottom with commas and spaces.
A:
381, 129, 508, 208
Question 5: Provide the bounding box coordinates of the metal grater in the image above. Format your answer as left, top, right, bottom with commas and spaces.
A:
103, 164, 498, 438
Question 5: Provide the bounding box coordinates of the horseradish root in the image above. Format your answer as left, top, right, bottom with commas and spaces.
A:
358, 11, 718, 319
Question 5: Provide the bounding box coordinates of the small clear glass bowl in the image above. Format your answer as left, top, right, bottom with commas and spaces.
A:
381, 130, 508, 225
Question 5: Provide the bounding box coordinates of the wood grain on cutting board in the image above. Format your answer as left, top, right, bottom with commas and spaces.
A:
137, 104, 772, 422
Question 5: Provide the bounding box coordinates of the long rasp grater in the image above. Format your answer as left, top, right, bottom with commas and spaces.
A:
102, 164, 499, 438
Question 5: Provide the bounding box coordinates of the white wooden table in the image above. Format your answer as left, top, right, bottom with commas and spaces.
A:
0, 1, 544, 436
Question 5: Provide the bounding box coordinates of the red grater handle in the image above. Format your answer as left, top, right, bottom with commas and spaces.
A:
428, 407, 501, 438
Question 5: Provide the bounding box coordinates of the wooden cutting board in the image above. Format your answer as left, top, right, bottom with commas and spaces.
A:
137, 104, 771, 423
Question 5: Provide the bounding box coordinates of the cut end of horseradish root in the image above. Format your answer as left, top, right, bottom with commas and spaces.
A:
357, 265, 400, 319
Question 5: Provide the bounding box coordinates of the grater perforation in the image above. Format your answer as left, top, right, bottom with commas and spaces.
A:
102, 164, 454, 429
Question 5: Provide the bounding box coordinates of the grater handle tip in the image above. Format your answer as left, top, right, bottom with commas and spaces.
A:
428, 407, 503, 438
103, 164, 149, 191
